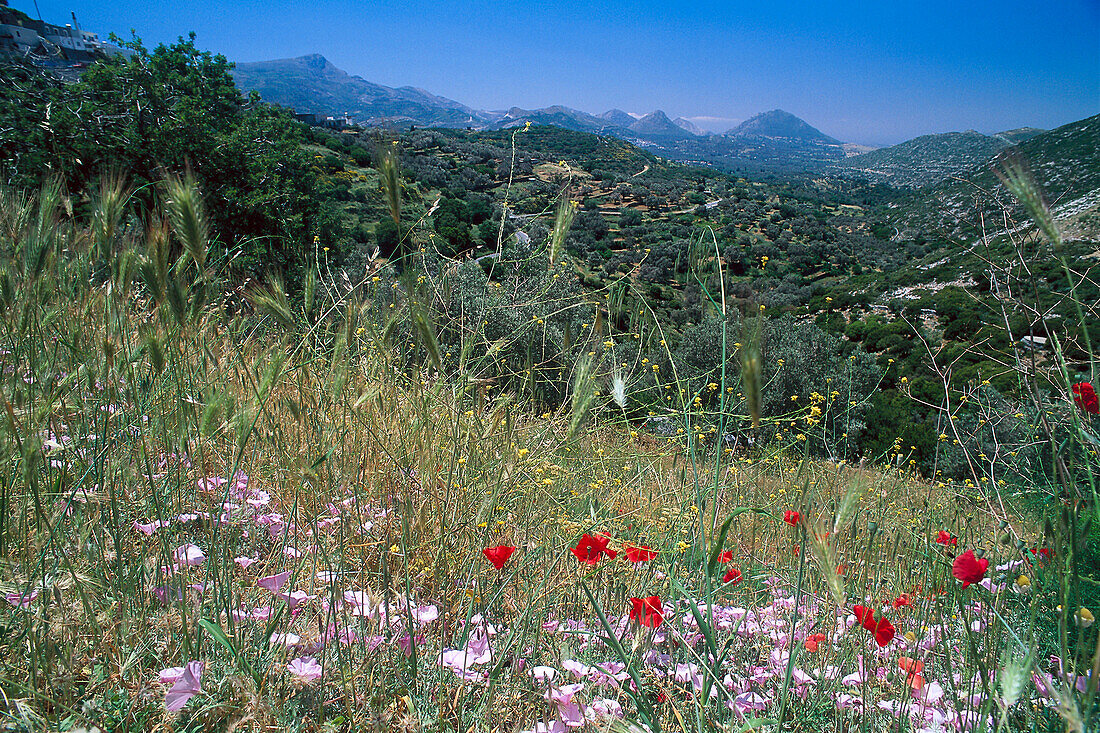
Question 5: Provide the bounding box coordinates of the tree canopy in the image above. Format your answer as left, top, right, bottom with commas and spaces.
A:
0, 34, 339, 280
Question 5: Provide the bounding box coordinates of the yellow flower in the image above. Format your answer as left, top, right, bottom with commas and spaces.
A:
1076, 607, 1095, 628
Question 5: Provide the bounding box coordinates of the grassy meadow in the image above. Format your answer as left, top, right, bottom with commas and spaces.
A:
0, 170, 1096, 733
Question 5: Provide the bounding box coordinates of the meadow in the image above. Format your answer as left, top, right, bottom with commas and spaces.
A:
0, 168, 1096, 733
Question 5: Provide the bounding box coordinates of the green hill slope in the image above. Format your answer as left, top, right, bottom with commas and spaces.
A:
891, 114, 1100, 241
833, 130, 1012, 188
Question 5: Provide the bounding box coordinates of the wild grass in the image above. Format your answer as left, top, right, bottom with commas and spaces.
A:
0, 167, 1095, 733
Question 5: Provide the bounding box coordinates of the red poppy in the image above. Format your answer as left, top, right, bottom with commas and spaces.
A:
852, 605, 895, 646
873, 616, 895, 647
935, 530, 957, 547
952, 550, 989, 588
1072, 382, 1099, 415
1029, 547, 1052, 564
783, 510, 801, 526
899, 656, 925, 690
624, 545, 657, 563
717, 550, 734, 564
722, 567, 742, 585
804, 632, 827, 652
482, 545, 515, 570
571, 533, 617, 566
892, 593, 913, 608
853, 604, 877, 632
629, 596, 663, 628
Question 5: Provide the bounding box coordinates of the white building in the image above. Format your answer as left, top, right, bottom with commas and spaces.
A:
0, 5, 128, 62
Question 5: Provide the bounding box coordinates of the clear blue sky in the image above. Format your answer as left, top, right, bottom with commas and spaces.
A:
32, 0, 1100, 145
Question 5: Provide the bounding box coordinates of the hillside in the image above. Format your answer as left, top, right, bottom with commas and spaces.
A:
1, 36, 1098, 732
996, 126, 1046, 144
832, 130, 1012, 187
889, 113, 1100, 240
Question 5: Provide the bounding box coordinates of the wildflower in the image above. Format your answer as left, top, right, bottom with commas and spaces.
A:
286, 656, 323, 682
853, 605, 895, 646
562, 659, 591, 678
873, 616, 896, 646
571, 533, 616, 565
717, 550, 734, 563
1072, 382, 1099, 414
935, 530, 957, 546
783, 510, 801, 526
258, 571, 291, 593
4, 589, 38, 608
898, 656, 925, 690
853, 605, 877, 632
952, 550, 989, 588
164, 660, 204, 712
1028, 547, 1052, 564
1075, 607, 1095, 628
279, 589, 316, 611
482, 545, 516, 570
722, 567, 743, 585
893, 593, 913, 608
629, 596, 663, 628
623, 545, 657, 563
804, 632, 827, 652
1013, 574, 1032, 593
133, 520, 162, 536
173, 544, 206, 567
158, 666, 186, 684
588, 697, 624, 720
531, 665, 558, 683
413, 604, 439, 625
397, 633, 424, 656
546, 682, 586, 726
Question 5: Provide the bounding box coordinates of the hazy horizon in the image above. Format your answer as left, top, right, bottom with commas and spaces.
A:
34, 0, 1100, 146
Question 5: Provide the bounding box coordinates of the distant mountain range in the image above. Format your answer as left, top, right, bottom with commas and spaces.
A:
231, 54, 1066, 181
231, 54, 859, 173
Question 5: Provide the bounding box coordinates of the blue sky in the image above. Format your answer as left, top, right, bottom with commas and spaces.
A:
34, 0, 1100, 145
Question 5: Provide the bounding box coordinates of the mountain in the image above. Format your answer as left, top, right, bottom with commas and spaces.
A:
672, 117, 705, 135
626, 110, 694, 140
726, 109, 840, 144
484, 105, 615, 134
663, 109, 848, 171
598, 109, 640, 128
231, 54, 484, 127
833, 127, 1052, 188
833, 130, 1013, 188
893, 114, 1100, 240
232, 55, 851, 171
